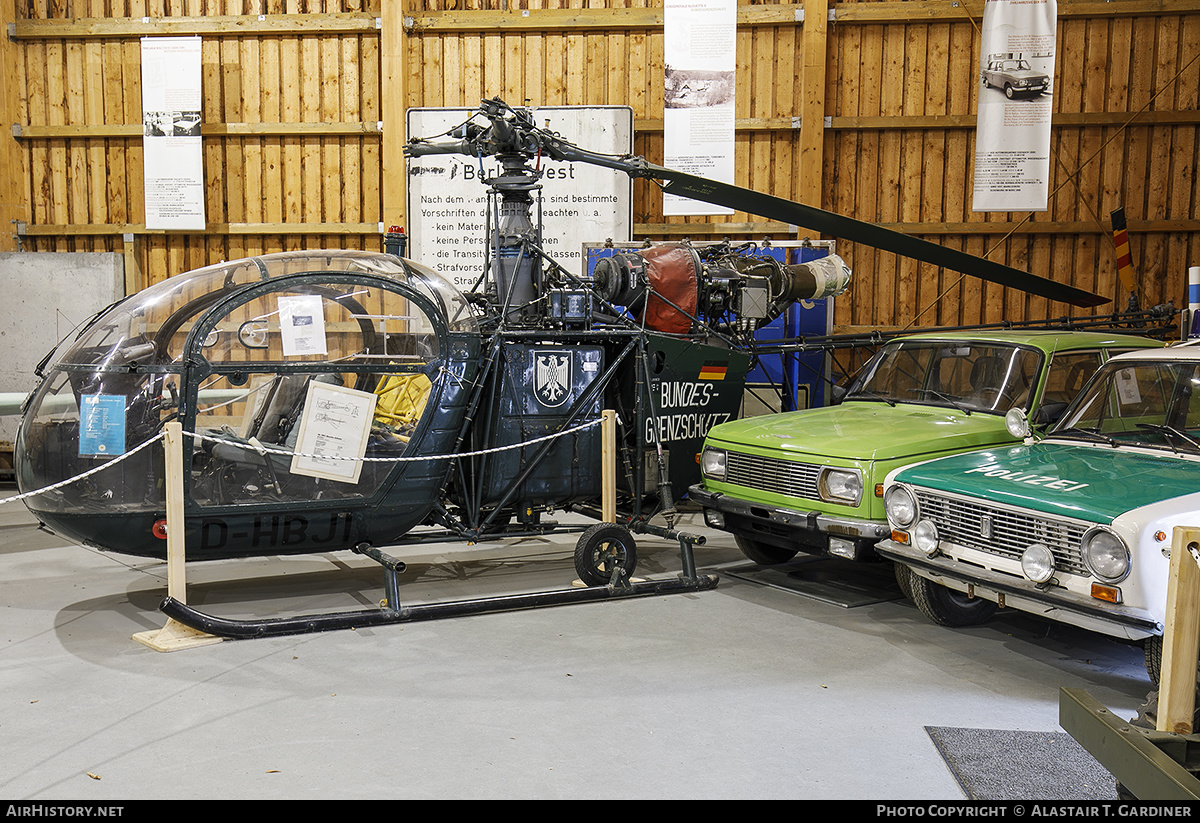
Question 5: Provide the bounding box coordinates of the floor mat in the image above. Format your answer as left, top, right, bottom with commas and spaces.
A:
926, 726, 1119, 800
723, 557, 904, 607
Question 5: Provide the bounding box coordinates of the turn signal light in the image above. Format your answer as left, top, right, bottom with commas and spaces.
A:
890, 530, 910, 544
1090, 583, 1122, 604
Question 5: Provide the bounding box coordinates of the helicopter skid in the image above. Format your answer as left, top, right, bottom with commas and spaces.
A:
157, 572, 719, 640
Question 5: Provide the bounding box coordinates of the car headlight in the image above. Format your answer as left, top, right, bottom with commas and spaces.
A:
1081, 527, 1130, 583
913, 519, 939, 555
884, 485, 918, 527
700, 447, 726, 481
1005, 407, 1030, 438
1021, 543, 1056, 584
820, 468, 862, 506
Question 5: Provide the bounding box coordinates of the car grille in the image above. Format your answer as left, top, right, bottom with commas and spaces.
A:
913, 489, 1089, 576
726, 451, 822, 501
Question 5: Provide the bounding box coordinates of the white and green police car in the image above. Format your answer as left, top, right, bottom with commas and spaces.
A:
876, 344, 1200, 681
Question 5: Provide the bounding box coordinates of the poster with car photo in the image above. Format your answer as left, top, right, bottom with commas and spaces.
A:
972, 0, 1056, 212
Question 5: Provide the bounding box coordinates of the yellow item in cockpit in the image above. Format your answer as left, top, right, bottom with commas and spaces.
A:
373, 372, 432, 432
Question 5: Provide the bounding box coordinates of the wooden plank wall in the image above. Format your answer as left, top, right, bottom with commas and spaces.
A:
3, 0, 1198, 335
6, 0, 384, 295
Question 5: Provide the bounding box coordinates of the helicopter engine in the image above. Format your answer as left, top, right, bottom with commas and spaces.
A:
591, 243, 851, 335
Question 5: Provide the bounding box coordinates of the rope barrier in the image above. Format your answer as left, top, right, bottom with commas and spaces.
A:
0, 417, 603, 506
187, 417, 601, 463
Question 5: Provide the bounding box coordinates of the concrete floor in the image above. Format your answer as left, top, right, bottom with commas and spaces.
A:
0, 489, 1153, 800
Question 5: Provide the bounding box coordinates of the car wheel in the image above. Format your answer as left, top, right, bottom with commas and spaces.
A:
735, 535, 799, 565
1004, 84, 1015, 99
894, 562, 914, 599
909, 574, 998, 627
1143, 634, 1200, 687
1145, 635, 1163, 686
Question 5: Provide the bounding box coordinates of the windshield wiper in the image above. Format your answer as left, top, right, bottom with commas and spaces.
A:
844, 389, 896, 407
1135, 423, 1200, 452
914, 389, 972, 415
1053, 426, 1118, 447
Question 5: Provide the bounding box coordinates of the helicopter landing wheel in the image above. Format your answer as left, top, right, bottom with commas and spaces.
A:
574, 523, 638, 587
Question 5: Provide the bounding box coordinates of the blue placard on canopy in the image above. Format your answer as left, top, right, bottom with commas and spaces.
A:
79, 394, 126, 456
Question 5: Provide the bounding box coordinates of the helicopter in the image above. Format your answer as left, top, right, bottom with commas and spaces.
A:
12, 98, 1107, 620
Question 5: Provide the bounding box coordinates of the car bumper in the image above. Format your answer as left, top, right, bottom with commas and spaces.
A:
875, 539, 1160, 640
688, 484, 890, 557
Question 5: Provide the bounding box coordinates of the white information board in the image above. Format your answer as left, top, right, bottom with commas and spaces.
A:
663, 0, 736, 216
972, 0, 1057, 212
405, 106, 633, 287
289, 382, 378, 484
141, 36, 206, 230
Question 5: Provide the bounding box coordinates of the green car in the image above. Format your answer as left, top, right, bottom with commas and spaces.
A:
689, 330, 1163, 566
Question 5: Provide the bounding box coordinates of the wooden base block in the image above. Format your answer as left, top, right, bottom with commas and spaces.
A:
133, 618, 223, 652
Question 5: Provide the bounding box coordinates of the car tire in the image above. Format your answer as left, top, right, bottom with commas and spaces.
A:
909, 574, 998, 627
735, 535, 799, 565
1145, 635, 1163, 686
1143, 634, 1200, 687
1004, 84, 1015, 99
894, 562, 914, 600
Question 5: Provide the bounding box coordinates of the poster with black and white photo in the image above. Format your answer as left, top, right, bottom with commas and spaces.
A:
663, 0, 736, 216
972, 0, 1056, 212
141, 36, 206, 230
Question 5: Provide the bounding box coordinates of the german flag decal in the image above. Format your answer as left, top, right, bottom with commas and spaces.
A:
698, 361, 727, 381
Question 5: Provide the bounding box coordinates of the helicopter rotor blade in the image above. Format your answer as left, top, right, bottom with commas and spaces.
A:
652, 169, 1109, 309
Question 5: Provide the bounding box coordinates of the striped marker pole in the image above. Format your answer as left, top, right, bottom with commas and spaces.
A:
1111, 208, 1136, 296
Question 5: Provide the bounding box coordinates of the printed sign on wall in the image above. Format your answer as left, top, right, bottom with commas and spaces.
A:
972, 0, 1057, 212
141, 36, 206, 230
406, 106, 633, 287
663, 0, 736, 216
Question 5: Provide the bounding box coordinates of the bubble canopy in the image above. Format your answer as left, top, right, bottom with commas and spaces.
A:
46, 251, 478, 371
16, 251, 482, 559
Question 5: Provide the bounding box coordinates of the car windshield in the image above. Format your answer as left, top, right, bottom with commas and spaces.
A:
1052, 359, 1200, 454
844, 341, 1041, 415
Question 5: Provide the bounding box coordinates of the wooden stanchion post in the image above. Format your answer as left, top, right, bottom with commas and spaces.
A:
1157, 526, 1200, 733
602, 410, 616, 523
133, 422, 221, 651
